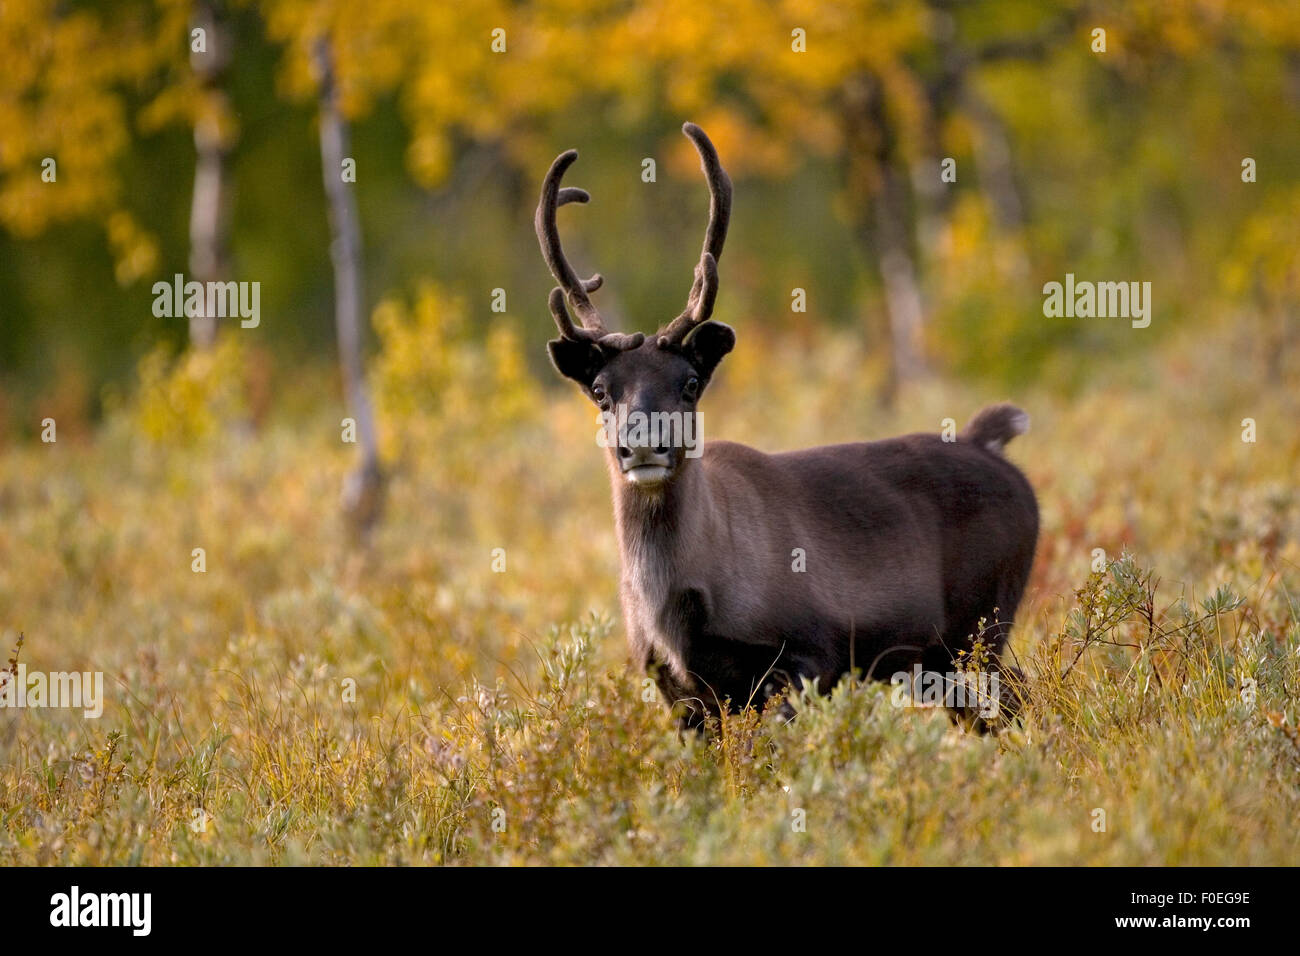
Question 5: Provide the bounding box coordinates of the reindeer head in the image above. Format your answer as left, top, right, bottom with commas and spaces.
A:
536, 123, 735, 489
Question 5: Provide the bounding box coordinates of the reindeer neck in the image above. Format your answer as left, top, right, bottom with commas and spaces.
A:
609, 460, 716, 564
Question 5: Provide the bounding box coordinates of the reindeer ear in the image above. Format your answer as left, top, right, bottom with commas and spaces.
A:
548, 337, 608, 389
681, 321, 735, 381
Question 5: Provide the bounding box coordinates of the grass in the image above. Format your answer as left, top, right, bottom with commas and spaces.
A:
1, 290, 1298, 865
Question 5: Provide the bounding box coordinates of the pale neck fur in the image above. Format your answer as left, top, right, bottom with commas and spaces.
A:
608, 457, 720, 671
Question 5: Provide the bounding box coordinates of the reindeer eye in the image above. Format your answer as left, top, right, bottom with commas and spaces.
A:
683, 377, 700, 400
592, 384, 608, 406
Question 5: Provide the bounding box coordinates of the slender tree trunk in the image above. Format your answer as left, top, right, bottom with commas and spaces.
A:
188, 0, 232, 349
874, 174, 927, 386
843, 73, 928, 404
314, 38, 383, 538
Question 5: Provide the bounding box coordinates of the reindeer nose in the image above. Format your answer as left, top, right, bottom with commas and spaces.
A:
618, 444, 671, 468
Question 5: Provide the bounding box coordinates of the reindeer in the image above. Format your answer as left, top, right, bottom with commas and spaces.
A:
535, 123, 1039, 729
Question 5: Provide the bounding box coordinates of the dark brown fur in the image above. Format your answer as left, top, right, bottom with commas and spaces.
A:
535, 125, 1038, 728
608, 401, 1038, 726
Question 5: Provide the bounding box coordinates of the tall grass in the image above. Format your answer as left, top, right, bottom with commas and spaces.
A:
1, 289, 1297, 864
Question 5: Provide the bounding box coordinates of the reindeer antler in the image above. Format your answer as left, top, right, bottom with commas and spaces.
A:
656, 122, 733, 345
535, 150, 644, 350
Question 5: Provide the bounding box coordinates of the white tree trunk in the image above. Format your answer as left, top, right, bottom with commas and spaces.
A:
187, 0, 231, 349
314, 38, 383, 537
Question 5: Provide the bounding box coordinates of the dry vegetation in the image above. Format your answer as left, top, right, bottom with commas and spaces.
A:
1, 288, 1298, 864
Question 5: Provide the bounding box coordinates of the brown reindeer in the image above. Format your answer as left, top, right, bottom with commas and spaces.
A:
536, 123, 1038, 729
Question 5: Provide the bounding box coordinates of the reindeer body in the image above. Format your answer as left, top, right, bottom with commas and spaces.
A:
534, 124, 1038, 728
613, 411, 1038, 724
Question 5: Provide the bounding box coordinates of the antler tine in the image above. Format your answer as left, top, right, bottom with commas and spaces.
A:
557, 187, 604, 293
683, 121, 731, 267
536, 150, 644, 350
657, 123, 733, 345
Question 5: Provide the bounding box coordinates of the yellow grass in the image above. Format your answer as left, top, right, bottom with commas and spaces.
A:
1, 291, 1297, 864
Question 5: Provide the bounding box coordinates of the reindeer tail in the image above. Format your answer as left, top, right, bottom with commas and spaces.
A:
961, 403, 1030, 455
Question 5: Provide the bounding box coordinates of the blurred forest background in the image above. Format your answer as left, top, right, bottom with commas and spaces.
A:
2, 0, 1300, 865
3, 0, 1299, 429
